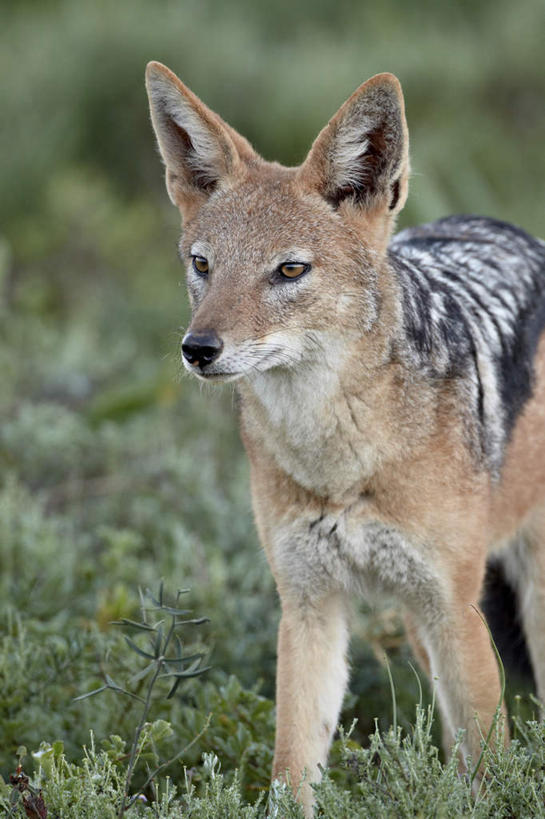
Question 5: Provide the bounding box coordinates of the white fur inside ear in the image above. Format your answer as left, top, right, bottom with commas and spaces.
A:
331, 116, 372, 192
148, 74, 225, 189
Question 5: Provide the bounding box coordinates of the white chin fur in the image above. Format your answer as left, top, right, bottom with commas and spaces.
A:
196, 371, 244, 383
181, 358, 243, 383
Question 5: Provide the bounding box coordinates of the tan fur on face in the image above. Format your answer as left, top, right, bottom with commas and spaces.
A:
146, 62, 545, 817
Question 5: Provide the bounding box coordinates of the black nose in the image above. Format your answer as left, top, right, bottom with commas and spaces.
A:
182, 330, 223, 367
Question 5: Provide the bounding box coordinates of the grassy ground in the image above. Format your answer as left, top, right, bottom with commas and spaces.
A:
1, 0, 545, 814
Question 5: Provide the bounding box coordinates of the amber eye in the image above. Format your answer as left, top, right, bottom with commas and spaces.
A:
278, 262, 310, 279
192, 256, 209, 276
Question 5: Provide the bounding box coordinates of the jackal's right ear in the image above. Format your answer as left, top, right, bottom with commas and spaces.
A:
297, 73, 409, 219
145, 62, 254, 216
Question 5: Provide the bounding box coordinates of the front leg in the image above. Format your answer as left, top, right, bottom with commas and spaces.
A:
273, 592, 350, 817
246, 453, 352, 814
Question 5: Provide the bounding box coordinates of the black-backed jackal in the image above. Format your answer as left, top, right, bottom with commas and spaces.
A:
146, 62, 545, 815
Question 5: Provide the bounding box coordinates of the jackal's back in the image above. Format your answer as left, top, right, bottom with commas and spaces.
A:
390, 215, 545, 473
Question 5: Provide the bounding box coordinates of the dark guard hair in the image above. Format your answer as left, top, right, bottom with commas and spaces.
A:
390, 215, 545, 475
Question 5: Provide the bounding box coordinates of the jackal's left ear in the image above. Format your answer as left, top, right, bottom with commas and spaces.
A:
297, 73, 409, 218
145, 62, 255, 216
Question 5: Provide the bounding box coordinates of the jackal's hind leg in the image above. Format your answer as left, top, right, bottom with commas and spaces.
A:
404, 611, 459, 761
519, 513, 545, 706
413, 593, 508, 777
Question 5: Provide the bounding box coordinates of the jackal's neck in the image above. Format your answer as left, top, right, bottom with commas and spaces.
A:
237, 311, 411, 500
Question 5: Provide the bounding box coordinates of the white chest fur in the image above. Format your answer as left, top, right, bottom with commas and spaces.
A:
272, 504, 445, 619
247, 361, 378, 500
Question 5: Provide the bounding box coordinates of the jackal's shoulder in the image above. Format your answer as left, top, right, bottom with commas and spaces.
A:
389, 215, 545, 473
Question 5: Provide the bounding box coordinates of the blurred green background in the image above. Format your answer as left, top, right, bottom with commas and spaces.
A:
1, 0, 544, 795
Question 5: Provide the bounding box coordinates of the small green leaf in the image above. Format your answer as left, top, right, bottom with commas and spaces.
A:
110, 619, 156, 632
154, 624, 164, 658
124, 636, 155, 660
167, 676, 183, 699
130, 661, 156, 684
162, 652, 204, 666
73, 685, 109, 702
161, 665, 211, 680
146, 581, 164, 608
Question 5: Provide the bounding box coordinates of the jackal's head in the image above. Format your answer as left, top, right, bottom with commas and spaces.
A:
146, 62, 409, 382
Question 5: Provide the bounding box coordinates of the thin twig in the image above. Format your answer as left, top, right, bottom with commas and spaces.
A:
126, 713, 212, 809
118, 662, 164, 818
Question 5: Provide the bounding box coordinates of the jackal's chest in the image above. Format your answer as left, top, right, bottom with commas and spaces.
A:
268, 422, 371, 499
271, 502, 444, 615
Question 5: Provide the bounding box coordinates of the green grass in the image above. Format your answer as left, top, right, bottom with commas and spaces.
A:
1, 0, 545, 814
4, 704, 545, 817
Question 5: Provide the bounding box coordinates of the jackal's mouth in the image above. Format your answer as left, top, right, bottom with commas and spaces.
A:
181, 354, 245, 382
192, 370, 243, 383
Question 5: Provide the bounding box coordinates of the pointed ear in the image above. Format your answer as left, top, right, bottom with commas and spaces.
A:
297, 73, 409, 219
145, 62, 255, 215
